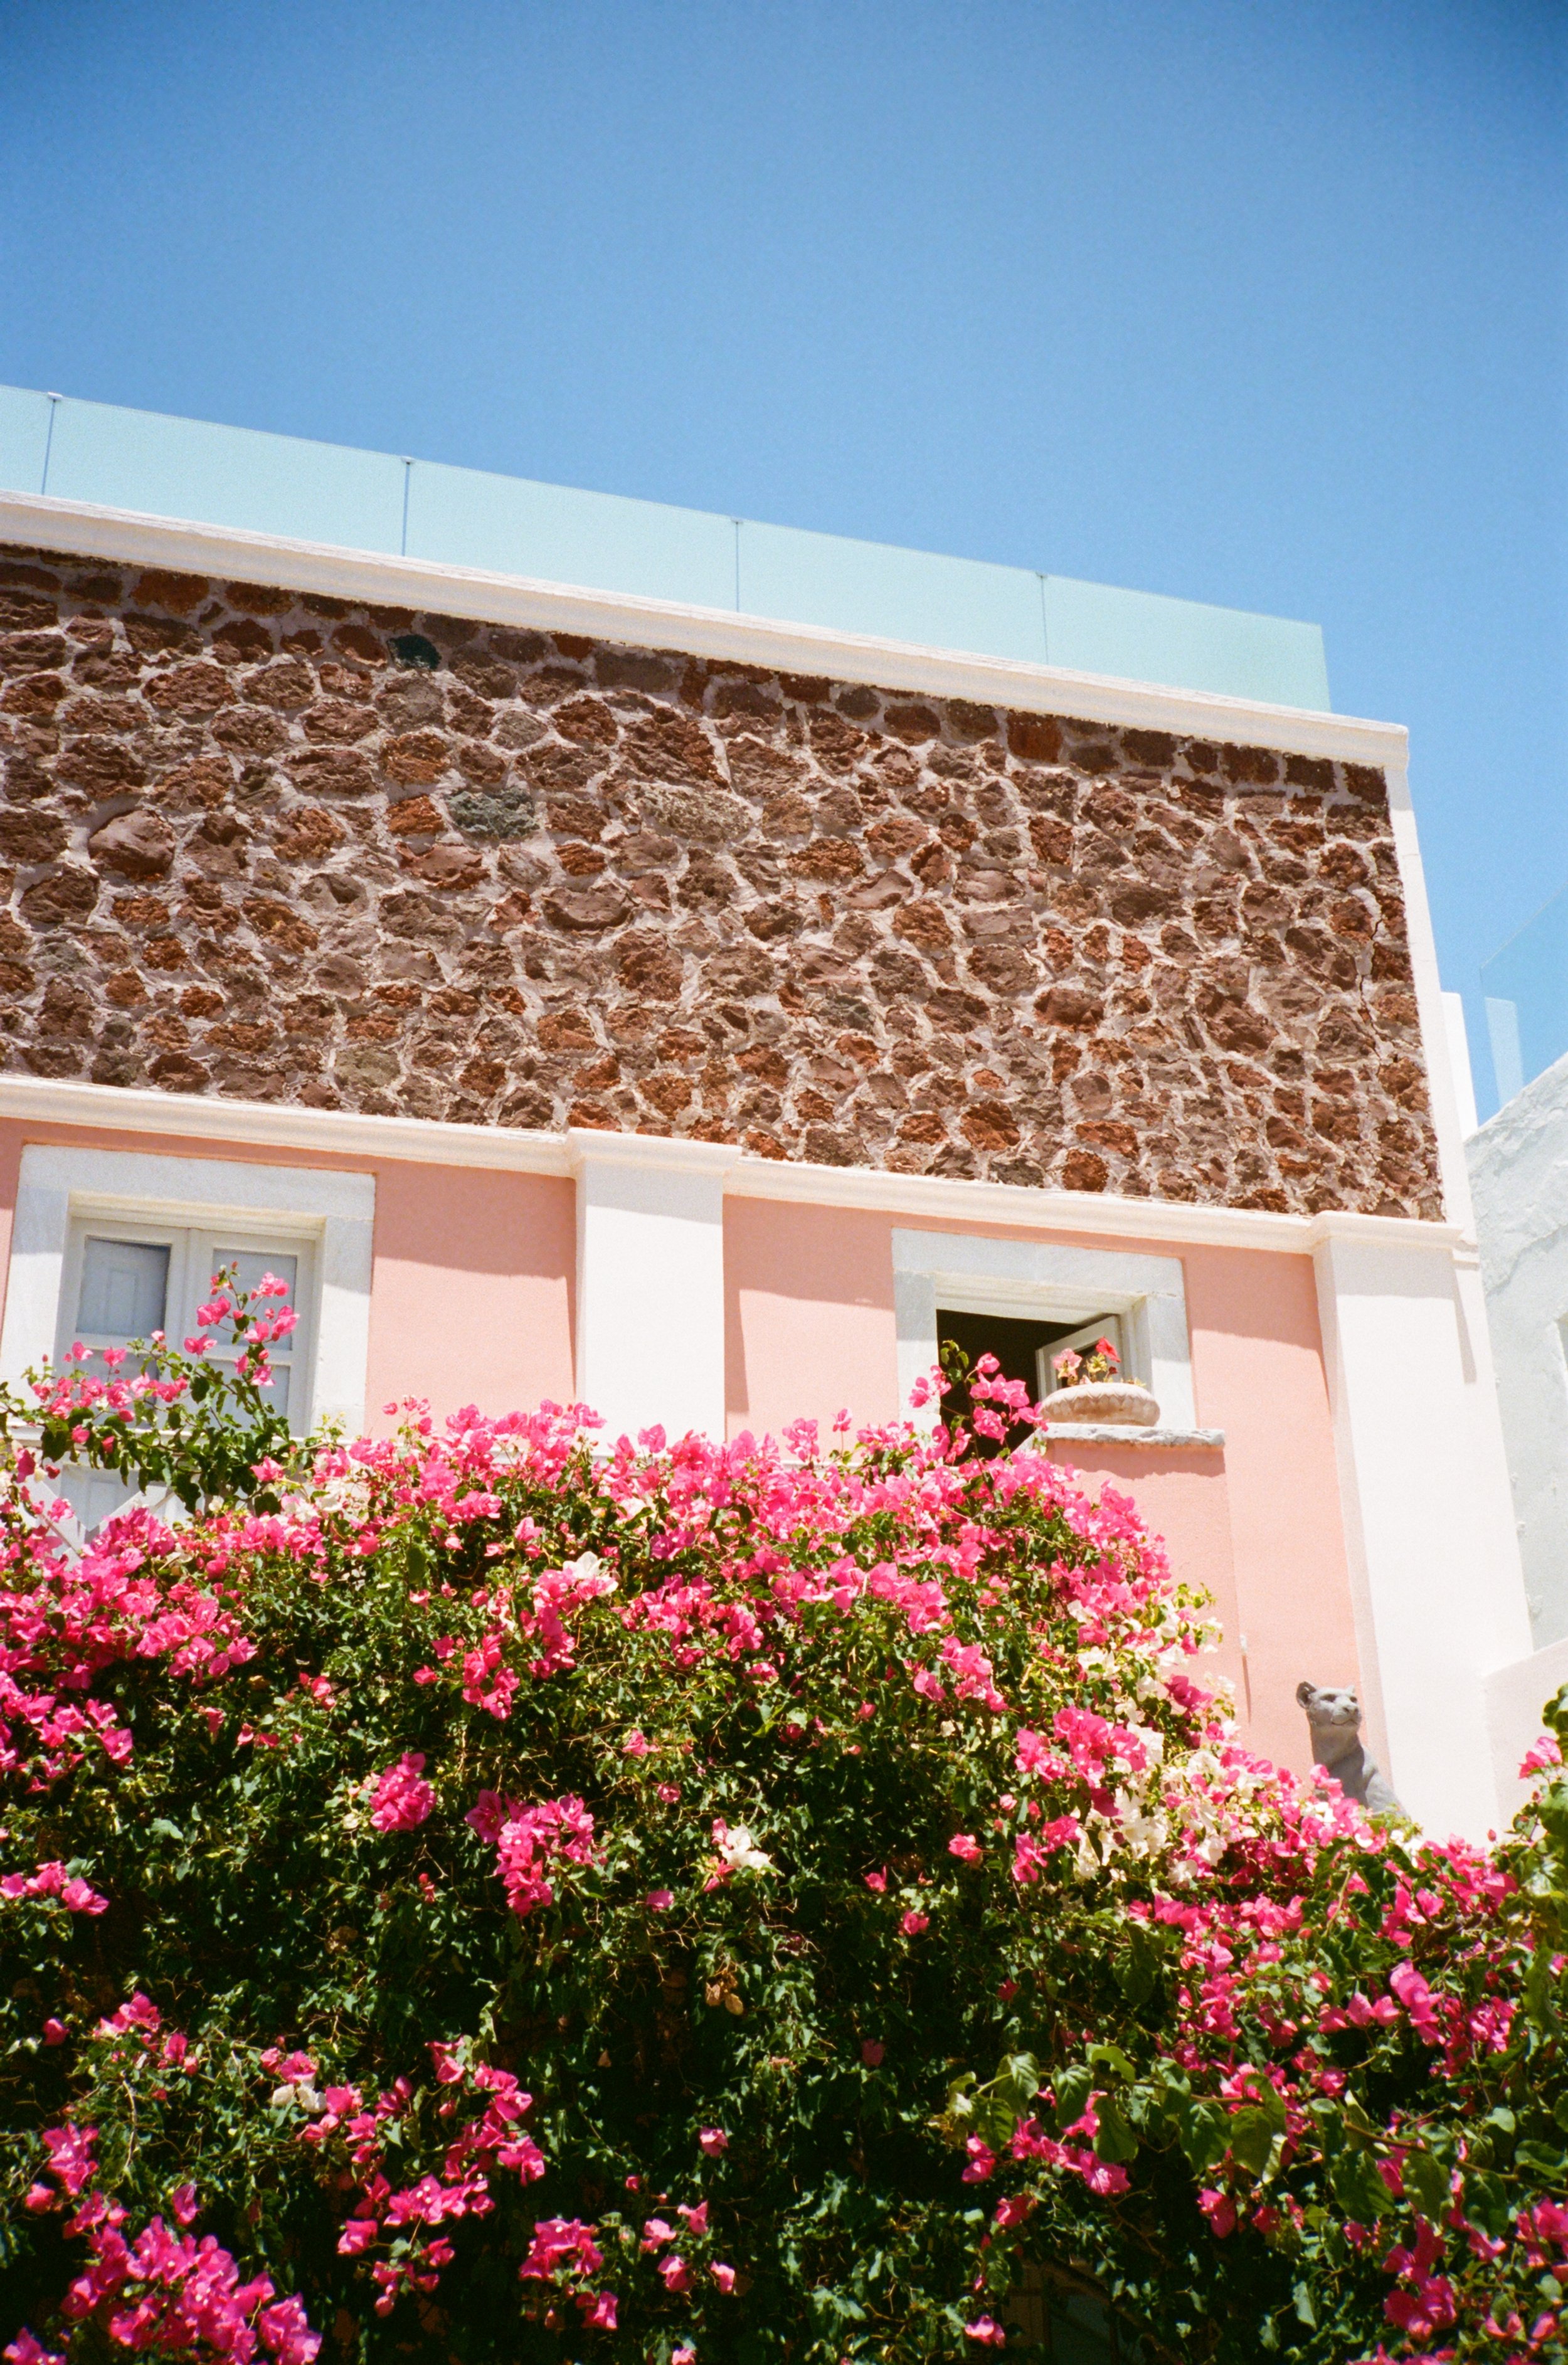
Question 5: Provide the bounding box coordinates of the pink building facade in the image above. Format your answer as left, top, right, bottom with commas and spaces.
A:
0, 479, 1556, 1839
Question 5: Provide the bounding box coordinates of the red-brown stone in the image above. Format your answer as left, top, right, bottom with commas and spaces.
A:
0, 542, 1442, 1217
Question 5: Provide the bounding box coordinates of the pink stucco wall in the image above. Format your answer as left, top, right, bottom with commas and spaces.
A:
0, 1120, 576, 1427
362, 1161, 574, 1421
0, 1119, 1359, 1785
724, 1199, 1359, 1782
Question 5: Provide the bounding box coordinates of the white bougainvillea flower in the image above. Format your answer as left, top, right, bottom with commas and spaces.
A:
713, 1821, 774, 1875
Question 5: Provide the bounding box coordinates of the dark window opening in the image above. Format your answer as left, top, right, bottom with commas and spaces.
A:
936, 1306, 1081, 1453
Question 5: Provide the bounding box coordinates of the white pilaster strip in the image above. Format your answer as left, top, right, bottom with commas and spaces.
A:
566, 1130, 739, 1444
1313, 1230, 1535, 1841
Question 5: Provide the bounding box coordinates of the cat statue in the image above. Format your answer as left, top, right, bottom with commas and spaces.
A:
1296, 1681, 1401, 1814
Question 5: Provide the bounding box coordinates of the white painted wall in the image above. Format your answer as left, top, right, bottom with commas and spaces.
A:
1441, 991, 1480, 1140
1372, 757, 1539, 1833
1313, 1231, 1534, 1840
1468, 1052, 1568, 1654
568, 1130, 737, 1444
1486, 1632, 1568, 1825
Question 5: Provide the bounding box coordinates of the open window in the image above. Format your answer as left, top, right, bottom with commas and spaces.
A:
895, 1229, 1197, 1437
935, 1306, 1129, 1450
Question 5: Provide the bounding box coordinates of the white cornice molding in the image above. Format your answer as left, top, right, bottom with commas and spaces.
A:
726, 1144, 1466, 1255
0, 489, 1406, 766
0, 1074, 1468, 1259
0, 1073, 573, 1177
566, 1126, 740, 1178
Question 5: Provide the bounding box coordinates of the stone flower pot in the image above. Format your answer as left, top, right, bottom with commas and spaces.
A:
1046, 1380, 1161, 1427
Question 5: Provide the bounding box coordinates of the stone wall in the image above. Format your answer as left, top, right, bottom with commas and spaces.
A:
0, 544, 1442, 1217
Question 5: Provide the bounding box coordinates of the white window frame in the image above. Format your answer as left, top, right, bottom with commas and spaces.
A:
1, 1146, 375, 1435
892, 1227, 1198, 1433
1037, 1313, 1127, 1400
57, 1216, 317, 1428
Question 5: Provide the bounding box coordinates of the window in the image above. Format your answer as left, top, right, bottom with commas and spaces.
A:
894, 1229, 1198, 1434
935, 1306, 1128, 1451
0, 1144, 376, 1536
60, 1222, 314, 1419
51, 1217, 315, 1535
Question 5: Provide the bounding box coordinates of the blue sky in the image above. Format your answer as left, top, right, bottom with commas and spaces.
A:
1, 1, 1563, 1112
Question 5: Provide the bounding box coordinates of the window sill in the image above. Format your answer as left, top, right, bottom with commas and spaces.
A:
1041, 1424, 1226, 1449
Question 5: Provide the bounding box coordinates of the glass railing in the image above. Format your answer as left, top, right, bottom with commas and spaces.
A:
0, 382, 1331, 710
1480, 883, 1568, 1110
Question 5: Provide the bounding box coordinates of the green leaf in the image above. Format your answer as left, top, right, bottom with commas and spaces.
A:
1114, 1928, 1162, 2008
1402, 2148, 1448, 2220
1053, 2065, 1093, 2131
1228, 2107, 1278, 2176
1292, 2281, 1318, 2329
1330, 2149, 1392, 2221
1237, 2071, 1286, 2135
1088, 2041, 1135, 2082
1094, 2096, 1138, 2165
1179, 2103, 1231, 2176
1464, 2171, 1512, 2239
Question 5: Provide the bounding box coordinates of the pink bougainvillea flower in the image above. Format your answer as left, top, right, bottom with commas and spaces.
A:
964, 2319, 1007, 2345
1520, 1733, 1563, 1776
948, 1834, 983, 1863
712, 2262, 736, 2293
5, 2331, 65, 2365
861, 2040, 885, 2066
901, 1910, 930, 1936
370, 1754, 435, 1832
698, 2127, 729, 2155
1198, 2188, 1237, 2238
646, 1888, 674, 1911
622, 1730, 651, 1756
864, 1869, 887, 1892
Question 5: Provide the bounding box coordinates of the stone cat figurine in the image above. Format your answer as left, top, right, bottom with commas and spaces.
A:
1296, 1681, 1401, 1814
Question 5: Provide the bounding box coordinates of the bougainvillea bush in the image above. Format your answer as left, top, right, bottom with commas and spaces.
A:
1, 1286, 1566, 2365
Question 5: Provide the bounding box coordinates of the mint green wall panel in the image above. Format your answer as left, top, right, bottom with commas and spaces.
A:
405, 460, 735, 610
736, 519, 1047, 664
37, 396, 405, 552
0, 385, 54, 497
1043, 573, 1330, 709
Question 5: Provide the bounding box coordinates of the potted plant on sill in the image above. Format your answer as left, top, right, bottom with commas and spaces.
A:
1046, 1335, 1160, 1427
